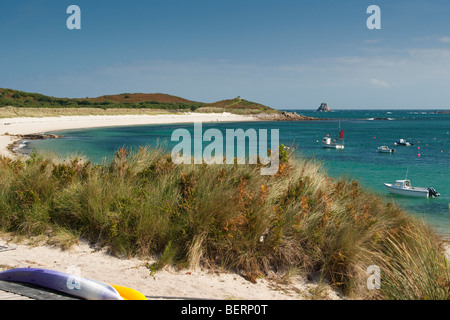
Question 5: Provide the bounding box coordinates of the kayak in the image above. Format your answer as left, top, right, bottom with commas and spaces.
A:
110, 284, 147, 300
0, 268, 124, 300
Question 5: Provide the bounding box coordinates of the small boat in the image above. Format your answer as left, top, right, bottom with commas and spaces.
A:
322, 123, 344, 149
395, 139, 413, 146
377, 146, 396, 153
384, 180, 440, 198
322, 136, 344, 149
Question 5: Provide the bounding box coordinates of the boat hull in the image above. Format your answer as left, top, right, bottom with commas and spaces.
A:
377, 150, 395, 153
384, 184, 429, 197
323, 143, 344, 149
377, 146, 396, 153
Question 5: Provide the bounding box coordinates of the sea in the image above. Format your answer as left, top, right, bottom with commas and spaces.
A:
23, 110, 450, 236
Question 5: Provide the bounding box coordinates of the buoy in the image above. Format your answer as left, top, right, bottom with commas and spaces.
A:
418, 147, 420, 150
418, 154, 421, 157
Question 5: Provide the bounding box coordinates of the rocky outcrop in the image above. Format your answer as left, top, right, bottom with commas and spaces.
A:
6, 134, 64, 155
255, 111, 318, 121
434, 110, 450, 114
9, 134, 64, 140
317, 103, 332, 112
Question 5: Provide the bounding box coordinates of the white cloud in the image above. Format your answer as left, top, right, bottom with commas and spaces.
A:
438, 36, 450, 43
274, 64, 305, 73
363, 39, 382, 44
333, 55, 406, 68
407, 48, 450, 59
370, 78, 389, 88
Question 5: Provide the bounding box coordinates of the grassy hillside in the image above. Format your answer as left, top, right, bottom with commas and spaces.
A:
0, 88, 278, 116
0, 88, 203, 111
197, 97, 278, 114
0, 147, 448, 299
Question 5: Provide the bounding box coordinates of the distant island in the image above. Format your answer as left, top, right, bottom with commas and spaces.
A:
317, 102, 332, 112
0, 88, 317, 121
0, 88, 270, 113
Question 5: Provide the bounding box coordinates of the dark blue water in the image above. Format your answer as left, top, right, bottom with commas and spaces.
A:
26, 110, 450, 235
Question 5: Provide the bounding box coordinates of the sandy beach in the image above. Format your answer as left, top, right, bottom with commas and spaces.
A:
0, 112, 258, 158
0, 235, 341, 300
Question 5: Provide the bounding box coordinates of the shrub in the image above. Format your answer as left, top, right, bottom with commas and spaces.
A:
0, 148, 448, 299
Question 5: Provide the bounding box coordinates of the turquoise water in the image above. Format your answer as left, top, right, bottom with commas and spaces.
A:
26, 110, 450, 235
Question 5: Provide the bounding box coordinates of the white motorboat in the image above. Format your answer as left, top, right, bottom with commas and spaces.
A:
384, 180, 440, 198
395, 139, 413, 146
377, 146, 396, 153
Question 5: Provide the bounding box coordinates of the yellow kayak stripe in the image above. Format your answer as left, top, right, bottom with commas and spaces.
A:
110, 284, 147, 300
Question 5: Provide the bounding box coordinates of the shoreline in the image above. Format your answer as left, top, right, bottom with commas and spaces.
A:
0, 112, 259, 158
0, 111, 320, 159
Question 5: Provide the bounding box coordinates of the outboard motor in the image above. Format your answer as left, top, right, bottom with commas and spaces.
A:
427, 187, 440, 197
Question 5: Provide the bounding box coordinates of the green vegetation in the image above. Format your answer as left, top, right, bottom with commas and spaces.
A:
0, 106, 173, 118
0, 88, 277, 115
0, 147, 448, 299
0, 88, 202, 111
198, 97, 277, 114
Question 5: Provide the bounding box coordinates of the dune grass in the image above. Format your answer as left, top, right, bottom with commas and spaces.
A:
0, 106, 175, 118
0, 106, 272, 118
0, 147, 448, 299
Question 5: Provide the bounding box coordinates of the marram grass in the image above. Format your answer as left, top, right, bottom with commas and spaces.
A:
0, 147, 448, 299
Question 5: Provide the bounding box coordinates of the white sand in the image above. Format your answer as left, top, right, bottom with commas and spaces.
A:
0, 237, 340, 300
0, 112, 257, 158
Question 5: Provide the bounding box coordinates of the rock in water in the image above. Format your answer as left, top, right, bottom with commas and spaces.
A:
317, 103, 332, 112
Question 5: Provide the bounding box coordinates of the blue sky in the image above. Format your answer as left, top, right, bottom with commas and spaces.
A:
1, 0, 450, 109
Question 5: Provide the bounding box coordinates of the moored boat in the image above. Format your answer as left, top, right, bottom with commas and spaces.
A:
384, 180, 440, 198
322, 124, 345, 149
322, 136, 344, 149
377, 146, 396, 153
395, 139, 413, 146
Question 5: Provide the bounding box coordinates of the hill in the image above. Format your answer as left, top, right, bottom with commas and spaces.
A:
82, 92, 198, 104
204, 96, 274, 111
0, 88, 203, 111
195, 96, 279, 115
0, 88, 279, 115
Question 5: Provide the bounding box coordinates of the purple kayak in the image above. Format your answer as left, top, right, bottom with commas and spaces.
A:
0, 268, 123, 300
